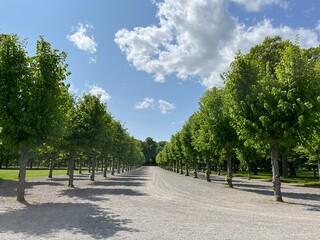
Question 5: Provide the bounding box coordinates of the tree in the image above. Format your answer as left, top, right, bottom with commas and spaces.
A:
141, 137, 158, 165
199, 87, 238, 187
77, 94, 108, 181
225, 37, 320, 201
0, 35, 69, 201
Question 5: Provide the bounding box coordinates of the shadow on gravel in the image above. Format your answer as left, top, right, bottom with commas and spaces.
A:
0, 202, 139, 238
108, 177, 149, 182
0, 180, 64, 198
61, 187, 146, 202
92, 181, 145, 187
238, 187, 320, 204
47, 175, 91, 182
0, 180, 17, 197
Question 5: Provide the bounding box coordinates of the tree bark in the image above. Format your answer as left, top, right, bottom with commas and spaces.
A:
226, 146, 233, 188
205, 155, 211, 182
185, 159, 189, 176
103, 157, 108, 178
111, 158, 115, 175
78, 158, 82, 174
117, 160, 121, 174
48, 152, 56, 178
122, 161, 125, 173
17, 148, 28, 202
90, 151, 97, 181
68, 150, 75, 188
270, 141, 283, 202
180, 159, 183, 175
193, 158, 198, 178
318, 157, 320, 182
247, 162, 251, 180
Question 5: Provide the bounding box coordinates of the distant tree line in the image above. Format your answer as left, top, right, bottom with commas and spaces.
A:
156, 36, 320, 202
0, 34, 145, 202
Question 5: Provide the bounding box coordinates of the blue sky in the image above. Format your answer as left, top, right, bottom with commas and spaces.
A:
1, 0, 319, 142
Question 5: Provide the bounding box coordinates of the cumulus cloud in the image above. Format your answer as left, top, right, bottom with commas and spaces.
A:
231, 0, 288, 12
158, 99, 176, 114
67, 23, 98, 63
135, 97, 155, 109
115, 0, 320, 89
88, 85, 111, 103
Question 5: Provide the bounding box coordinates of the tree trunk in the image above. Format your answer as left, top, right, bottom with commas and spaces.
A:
103, 157, 108, 178
226, 146, 233, 188
270, 141, 283, 202
122, 161, 125, 173
185, 159, 189, 176
78, 158, 82, 174
193, 158, 198, 178
117, 160, 121, 174
176, 161, 179, 173
48, 152, 56, 178
318, 157, 320, 182
95, 157, 99, 172
180, 159, 183, 175
17, 148, 28, 202
111, 158, 115, 175
205, 155, 211, 182
68, 150, 75, 188
247, 162, 251, 180
90, 151, 97, 181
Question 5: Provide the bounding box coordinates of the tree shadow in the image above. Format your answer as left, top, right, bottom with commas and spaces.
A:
47, 175, 91, 182
0, 180, 17, 197
92, 181, 145, 187
0, 202, 139, 239
107, 177, 149, 182
237, 186, 320, 202
61, 187, 147, 202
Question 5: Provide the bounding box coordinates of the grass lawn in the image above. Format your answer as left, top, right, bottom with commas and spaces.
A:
0, 169, 68, 181
231, 170, 320, 187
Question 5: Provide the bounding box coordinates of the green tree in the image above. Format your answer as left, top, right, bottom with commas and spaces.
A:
199, 87, 238, 187
225, 37, 320, 201
77, 94, 108, 181
0, 35, 69, 201
141, 137, 158, 165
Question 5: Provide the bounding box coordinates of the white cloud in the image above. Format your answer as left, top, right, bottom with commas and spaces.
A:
158, 99, 176, 114
115, 0, 320, 89
88, 85, 111, 103
135, 97, 155, 109
67, 23, 97, 53
67, 23, 98, 63
231, 0, 288, 12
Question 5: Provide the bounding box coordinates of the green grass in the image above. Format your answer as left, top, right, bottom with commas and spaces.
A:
0, 169, 68, 181
230, 170, 320, 187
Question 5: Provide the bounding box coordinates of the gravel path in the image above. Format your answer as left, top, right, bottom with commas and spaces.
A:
0, 166, 319, 239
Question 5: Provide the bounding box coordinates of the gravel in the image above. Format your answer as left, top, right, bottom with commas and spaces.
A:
0, 166, 319, 239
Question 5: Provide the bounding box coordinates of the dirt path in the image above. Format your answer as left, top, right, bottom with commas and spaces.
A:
0, 166, 319, 239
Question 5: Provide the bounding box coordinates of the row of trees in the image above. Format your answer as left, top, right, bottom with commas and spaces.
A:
156, 36, 320, 202
0, 34, 145, 202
